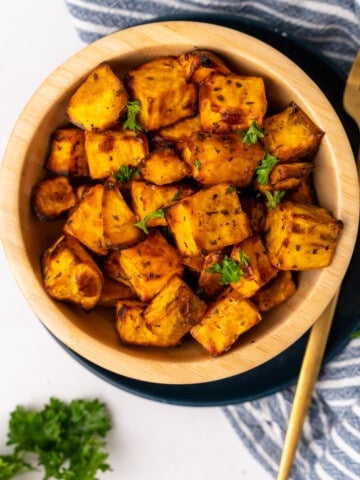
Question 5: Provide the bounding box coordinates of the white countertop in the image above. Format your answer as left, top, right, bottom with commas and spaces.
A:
0, 1, 272, 478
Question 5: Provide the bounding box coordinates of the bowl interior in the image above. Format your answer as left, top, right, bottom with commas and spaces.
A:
1, 21, 358, 384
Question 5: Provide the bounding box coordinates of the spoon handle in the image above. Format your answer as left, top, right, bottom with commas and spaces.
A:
277, 291, 339, 480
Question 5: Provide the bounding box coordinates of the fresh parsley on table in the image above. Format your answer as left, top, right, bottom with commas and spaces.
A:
0, 397, 112, 480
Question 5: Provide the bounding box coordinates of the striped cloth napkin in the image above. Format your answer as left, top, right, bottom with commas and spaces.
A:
64, 1, 360, 479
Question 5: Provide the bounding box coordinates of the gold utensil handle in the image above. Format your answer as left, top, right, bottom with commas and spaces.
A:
277, 291, 339, 480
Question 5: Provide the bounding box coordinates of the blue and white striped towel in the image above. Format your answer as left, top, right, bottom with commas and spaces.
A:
63, 1, 360, 478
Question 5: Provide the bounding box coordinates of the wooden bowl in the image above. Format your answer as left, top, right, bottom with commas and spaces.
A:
0, 21, 358, 384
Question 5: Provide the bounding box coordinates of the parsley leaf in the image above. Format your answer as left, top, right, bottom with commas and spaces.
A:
194, 159, 201, 171
123, 100, 142, 131
206, 255, 244, 285
256, 151, 278, 185
134, 208, 165, 234
114, 165, 139, 183
171, 188, 183, 202
242, 121, 265, 144
238, 249, 251, 266
0, 454, 33, 479
1, 397, 112, 480
264, 190, 286, 209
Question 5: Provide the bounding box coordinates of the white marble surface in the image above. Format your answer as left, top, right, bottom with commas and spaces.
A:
0, 1, 273, 478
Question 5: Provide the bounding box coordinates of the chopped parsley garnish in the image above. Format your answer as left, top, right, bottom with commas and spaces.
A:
242, 120, 265, 144
194, 159, 201, 171
0, 397, 112, 480
264, 190, 286, 209
256, 151, 278, 185
172, 188, 183, 202
134, 208, 165, 234
114, 164, 139, 183
238, 249, 251, 266
123, 100, 143, 131
206, 255, 245, 285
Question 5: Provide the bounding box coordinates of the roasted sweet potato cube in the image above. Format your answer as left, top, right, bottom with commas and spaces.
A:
256, 162, 314, 193
32, 175, 77, 221
114, 230, 184, 301
130, 180, 194, 228
286, 176, 316, 204
199, 73, 267, 132
126, 56, 197, 131
190, 288, 261, 356
230, 234, 278, 297
145, 275, 207, 346
67, 63, 128, 131
153, 115, 202, 152
166, 183, 252, 257
85, 129, 148, 180
178, 49, 231, 84
139, 148, 190, 185
63, 183, 107, 256
102, 177, 142, 248
241, 195, 267, 233
198, 251, 225, 299
116, 299, 171, 347
181, 255, 205, 273
45, 128, 88, 177
102, 250, 133, 287
42, 234, 103, 310
264, 200, 343, 270
98, 276, 138, 307
182, 132, 264, 187
261, 102, 324, 162
253, 271, 297, 312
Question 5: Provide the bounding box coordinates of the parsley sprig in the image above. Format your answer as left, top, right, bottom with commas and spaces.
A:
134, 208, 165, 234
206, 254, 249, 285
123, 100, 142, 131
242, 121, 265, 144
0, 397, 112, 480
264, 190, 286, 209
114, 164, 139, 183
256, 151, 278, 185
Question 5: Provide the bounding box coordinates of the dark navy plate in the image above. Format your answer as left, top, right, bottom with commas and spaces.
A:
60, 14, 360, 406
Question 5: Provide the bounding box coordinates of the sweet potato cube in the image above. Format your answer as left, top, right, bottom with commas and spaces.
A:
145, 275, 207, 346
116, 300, 171, 347
178, 49, 231, 84
182, 132, 264, 187
253, 271, 297, 312
264, 200, 343, 270
126, 56, 197, 131
85, 129, 148, 180
153, 115, 202, 152
63, 183, 107, 256
45, 128, 88, 177
42, 234, 103, 310
67, 63, 128, 131
115, 230, 184, 301
102, 250, 133, 287
230, 234, 278, 298
199, 73, 267, 132
198, 251, 225, 299
286, 176, 316, 204
102, 177, 142, 248
190, 289, 261, 356
98, 276, 137, 307
32, 175, 77, 221
261, 102, 324, 162
130, 181, 194, 228
139, 148, 190, 185
166, 183, 252, 257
